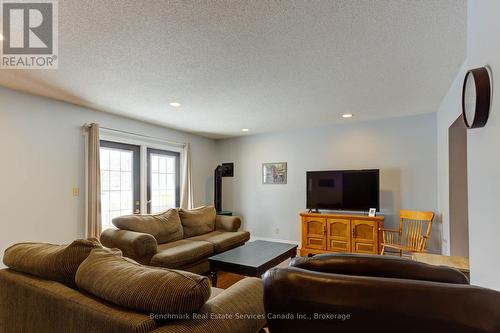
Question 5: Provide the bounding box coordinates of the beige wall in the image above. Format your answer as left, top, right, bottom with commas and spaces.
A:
0, 87, 217, 267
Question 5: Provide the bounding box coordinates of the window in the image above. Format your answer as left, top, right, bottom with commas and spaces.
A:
99, 140, 180, 230
100, 141, 140, 230
147, 148, 180, 213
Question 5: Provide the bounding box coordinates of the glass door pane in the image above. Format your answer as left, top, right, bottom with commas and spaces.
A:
147, 148, 180, 213
100, 141, 140, 230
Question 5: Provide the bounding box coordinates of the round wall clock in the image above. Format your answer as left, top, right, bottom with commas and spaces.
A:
462, 67, 491, 129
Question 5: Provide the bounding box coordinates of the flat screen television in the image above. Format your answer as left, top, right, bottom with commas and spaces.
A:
306, 169, 380, 212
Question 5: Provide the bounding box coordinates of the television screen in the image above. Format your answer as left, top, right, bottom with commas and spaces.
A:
306, 169, 380, 211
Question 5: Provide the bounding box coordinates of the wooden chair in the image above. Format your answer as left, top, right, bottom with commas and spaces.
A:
380, 210, 434, 257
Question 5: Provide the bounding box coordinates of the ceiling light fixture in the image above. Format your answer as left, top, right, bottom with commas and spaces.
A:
169, 102, 181, 107
342, 113, 353, 118
241, 128, 249, 132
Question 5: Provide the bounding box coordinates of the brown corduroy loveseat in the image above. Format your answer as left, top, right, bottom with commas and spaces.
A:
100, 206, 250, 274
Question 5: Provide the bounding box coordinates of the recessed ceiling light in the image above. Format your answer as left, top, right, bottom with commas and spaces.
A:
169, 102, 181, 107
241, 128, 249, 132
342, 113, 353, 118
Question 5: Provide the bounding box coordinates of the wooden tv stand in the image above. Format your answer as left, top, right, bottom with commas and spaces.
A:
300, 212, 384, 256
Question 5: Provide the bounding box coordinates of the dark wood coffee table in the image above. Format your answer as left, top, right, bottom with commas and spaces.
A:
208, 240, 298, 287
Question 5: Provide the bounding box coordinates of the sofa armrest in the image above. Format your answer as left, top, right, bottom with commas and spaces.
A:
100, 229, 158, 264
290, 253, 469, 284
152, 277, 266, 333
215, 215, 242, 232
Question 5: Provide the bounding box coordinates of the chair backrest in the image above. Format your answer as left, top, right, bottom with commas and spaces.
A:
399, 210, 434, 252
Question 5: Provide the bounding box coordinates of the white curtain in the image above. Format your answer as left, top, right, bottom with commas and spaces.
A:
86, 123, 102, 238
180, 143, 194, 209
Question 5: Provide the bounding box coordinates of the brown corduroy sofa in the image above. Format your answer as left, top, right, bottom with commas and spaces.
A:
100, 206, 250, 274
0, 240, 266, 333
0, 269, 265, 333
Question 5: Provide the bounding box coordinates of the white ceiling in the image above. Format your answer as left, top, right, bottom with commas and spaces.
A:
0, 0, 466, 139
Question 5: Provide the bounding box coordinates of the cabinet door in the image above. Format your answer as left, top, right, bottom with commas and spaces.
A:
327, 219, 351, 252
302, 217, 326, 250
352, 220, 378, 254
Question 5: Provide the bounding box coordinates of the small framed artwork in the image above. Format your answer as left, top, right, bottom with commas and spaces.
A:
262, 162, 287, 184
368, 208, 377, 217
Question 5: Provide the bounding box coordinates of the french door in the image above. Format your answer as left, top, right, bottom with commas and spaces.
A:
99, 140, 181, 229
100, 141, 141, 230
147, 148, 180, 213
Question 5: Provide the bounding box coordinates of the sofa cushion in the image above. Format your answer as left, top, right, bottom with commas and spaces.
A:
187, 231, 250, 253
75, 248, 211, 314
150, 240, 214, 269
3, 238, 102, 288
178, 206, 216, 238
112, 208, 183, 244
180, 259, 211, 275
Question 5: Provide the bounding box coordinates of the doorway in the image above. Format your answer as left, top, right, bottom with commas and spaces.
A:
147, 148, 180, 213
448, 115, 469, 257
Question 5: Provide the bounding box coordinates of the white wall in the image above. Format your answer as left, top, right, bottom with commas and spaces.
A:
0, 87, 217, 266
436, 0, 500, 290
217, 113, 438, 250
464, 0, 500, 289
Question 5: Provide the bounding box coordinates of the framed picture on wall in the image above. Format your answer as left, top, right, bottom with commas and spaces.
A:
262, 162, 287, 184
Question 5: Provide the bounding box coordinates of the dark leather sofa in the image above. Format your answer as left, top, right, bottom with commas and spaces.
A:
263, 253, 500, 333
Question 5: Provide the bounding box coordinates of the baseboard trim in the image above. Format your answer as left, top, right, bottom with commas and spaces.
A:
250, 236, 300, 246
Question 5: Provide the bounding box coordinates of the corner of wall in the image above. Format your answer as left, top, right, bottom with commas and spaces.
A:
436, 62, 468, 255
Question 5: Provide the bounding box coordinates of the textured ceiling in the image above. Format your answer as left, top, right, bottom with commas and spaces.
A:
0, 0, 466, 139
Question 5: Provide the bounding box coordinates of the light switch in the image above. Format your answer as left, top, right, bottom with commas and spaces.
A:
72, 187, 80, 197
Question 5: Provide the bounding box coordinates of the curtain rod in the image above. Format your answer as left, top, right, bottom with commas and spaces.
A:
83, 123, 186, 148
